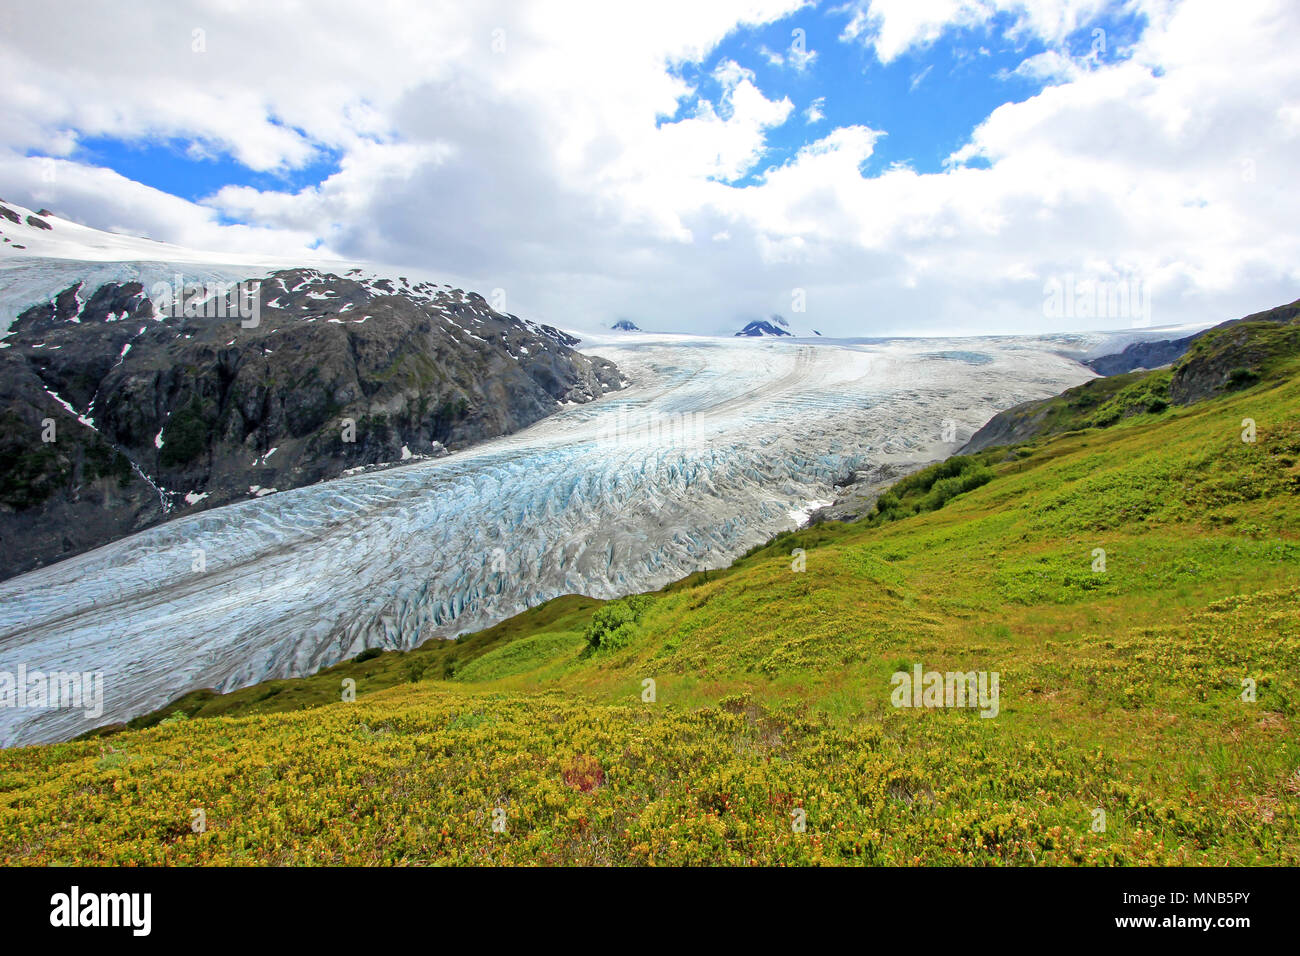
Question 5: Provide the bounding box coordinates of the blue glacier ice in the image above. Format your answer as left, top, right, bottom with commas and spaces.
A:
0, 333, 1097, 745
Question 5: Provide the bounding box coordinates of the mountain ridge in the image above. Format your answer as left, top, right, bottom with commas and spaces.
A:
961, 297, 1300, 454
0, 213, 624, 580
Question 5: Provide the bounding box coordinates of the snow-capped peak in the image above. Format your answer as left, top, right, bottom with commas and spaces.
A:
733, 315, 823, 338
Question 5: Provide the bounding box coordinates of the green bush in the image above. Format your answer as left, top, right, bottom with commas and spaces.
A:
404, 661, 427, 683
1226, 367, 1260, 390
1084, 369, 1172, 428
584, 594, 654, 653
866, 456, 994, 526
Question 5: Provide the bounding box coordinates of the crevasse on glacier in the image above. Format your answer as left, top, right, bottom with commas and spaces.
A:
0, 335, 1094, 746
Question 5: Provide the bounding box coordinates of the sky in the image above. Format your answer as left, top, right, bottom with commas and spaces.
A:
1, 0, 1297, 337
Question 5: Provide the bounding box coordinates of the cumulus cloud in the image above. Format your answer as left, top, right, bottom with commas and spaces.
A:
0, 0, 1297, 336
839, 0, 1115, 63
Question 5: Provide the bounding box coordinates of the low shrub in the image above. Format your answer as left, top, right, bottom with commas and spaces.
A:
584, 594, 654, 653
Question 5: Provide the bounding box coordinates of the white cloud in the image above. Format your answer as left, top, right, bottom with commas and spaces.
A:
0, 0, 1297, 337
787, 46, 819, 72
1004, 49, 1086, 83
760, 26, 818, 71
805, 96, 827, 124
839, 0, 1116, 64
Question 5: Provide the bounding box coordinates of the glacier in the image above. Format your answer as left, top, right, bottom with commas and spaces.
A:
0, 332, 1097, 746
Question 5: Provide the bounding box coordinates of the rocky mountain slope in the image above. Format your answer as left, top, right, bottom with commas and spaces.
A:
0, 204, 623, 579
963, 298, 1300, 453
1084, 297, 1300, 375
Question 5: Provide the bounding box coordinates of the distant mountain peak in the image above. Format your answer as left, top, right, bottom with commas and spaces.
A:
735, 319, 791, 337
611, 319, 640, 332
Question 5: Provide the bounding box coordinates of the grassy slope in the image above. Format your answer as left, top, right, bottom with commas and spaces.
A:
991, 367, 1166, 439
970, 311, 1300, 453
3, 353, 1299, 865
84, 593, 607, 730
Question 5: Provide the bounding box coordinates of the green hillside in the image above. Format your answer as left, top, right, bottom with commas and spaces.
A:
3, 327, 1298, 866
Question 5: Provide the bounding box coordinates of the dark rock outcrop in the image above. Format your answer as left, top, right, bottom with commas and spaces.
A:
527, 321, 581, 348
807, 461, 921, 524
1086, 298, 1300, 376
1169, 315, 1300, 405
1086, 336, 1192, 375
959, 397, 1062, 454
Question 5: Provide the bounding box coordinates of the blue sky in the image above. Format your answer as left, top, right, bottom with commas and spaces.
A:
65, 135, 343, 208
680, 3, 1149, 181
